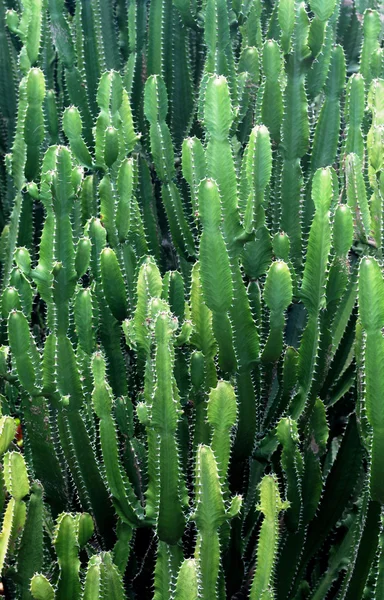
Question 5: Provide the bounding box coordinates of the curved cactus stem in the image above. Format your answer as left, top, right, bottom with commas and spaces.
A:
57, 410, 115, 545
276, 418, 303, 531
249, 474, 289, 599
91, 352, 143, 526
359, 257, 384, 503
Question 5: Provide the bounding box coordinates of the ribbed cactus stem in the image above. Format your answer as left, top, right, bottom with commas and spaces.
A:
249, 474, 289, 599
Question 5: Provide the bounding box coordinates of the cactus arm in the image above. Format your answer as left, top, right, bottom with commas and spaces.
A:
194, 445, 241, 599
344, 74, 365, 160
197, 178, 235, 372
199, 179, 232, 313
99, 552, 127, 599
359, 257, 384, 503
341, 499, 381, 600
95, 0, 120, 71
169, 9, 194, 147
290, 168, 333, 418
16, 482, 44, 599
149, 310, 186, 543
91, 352, 143, 525
360, 10, 381, 87
204, 0, 236, 99
244, 125, 272, 234
346, 153, 371, 244
54, 513, 81, 600
136, 156, 162, 263
0, 498, 17, 574
190, 262, 217, 372
21, 394, 66, 513
250, 474, 289, 599
292, 416, 364, 593
0, 451, 30, 573
276, 418, 303, 531
161, 183, 196, 258
153, 541, 183, 600
0, 417, 16, 456
11, 0, 43, 73
126, 256, 163, 359
280, 2, 310, 263
24, 68, 45, 181
314, 204, 354, 395
310, 45, 345, 173
116, 158, 134, 243
182, 137, 207, 216
261, 260, 292, 363
204, 76, 243, 248
207, 381, 237, 483
100, 248, 128, 322
147, 0, 172, 82
82, 555, 101, 600
281, 2, 310, 162
62, 106, 93, 168
113, 521, 133, 576
57, 411, 115, 545
310, 491, 366, 600
8, 310, 41, 395
278, 0, 294, 55
261, 40, 283, 144
84, 552, 126, 599
144, 75, 196, 258
74, 288, 95, 355
174, 559, 198, 600
47, 0, 93, 143
77, 0, 102, 116
0, 75, 29, 295
0, 3, 17, 152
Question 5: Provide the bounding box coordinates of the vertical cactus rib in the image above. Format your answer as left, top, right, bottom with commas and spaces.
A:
359, 257, 384, 503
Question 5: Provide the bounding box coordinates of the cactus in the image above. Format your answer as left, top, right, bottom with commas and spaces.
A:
249, 474, 289, 600
0, 1, 384, 598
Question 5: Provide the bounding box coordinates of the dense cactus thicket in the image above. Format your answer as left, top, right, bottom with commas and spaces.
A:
1, 0, 384, 598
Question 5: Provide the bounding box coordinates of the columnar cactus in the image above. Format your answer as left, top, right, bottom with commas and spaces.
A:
0, 1, 383, 598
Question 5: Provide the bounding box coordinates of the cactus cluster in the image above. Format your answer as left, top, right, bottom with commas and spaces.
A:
0, 0, 384, 598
